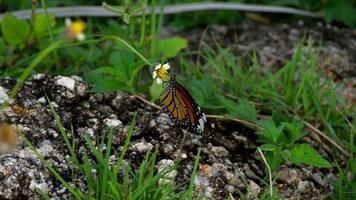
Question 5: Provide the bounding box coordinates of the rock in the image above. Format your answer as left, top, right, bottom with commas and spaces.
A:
56, 76, 75, 91
132, 142, 153, 153
104, 118, 123, 128
38, 140, 54, 158
194, 175, 209, 188
50, 102, 59, 108
32, 74, 45, 80
295, 181, 316, 197
163, 143, 174, 155
29, 181, 49, 194
210, 146, 229, 158
0, 86, 9, 104
312, 173, 325, 186
204, 186, 214, 198
172, 149, 187, 159
226, 185, 236, 193
225, 171, 241, 186
277, 168, 298, 184
247, 180, 261, 199
157, 159, 176, 185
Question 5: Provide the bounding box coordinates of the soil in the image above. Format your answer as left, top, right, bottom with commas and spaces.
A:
0, 20, 355, 199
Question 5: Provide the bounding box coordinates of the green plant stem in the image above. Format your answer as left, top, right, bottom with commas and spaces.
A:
139, 11, 146, 47
113, 112, 137, 181
31, 0, 37, 25
258, 147, 273, 197
105, 35, 152, 66
150, 0, 156, 59
40, 0, 60, 71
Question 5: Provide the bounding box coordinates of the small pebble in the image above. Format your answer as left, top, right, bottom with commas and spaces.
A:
132, 142, 153, 153
56, 76, 75, 91
211, 146, 229, 158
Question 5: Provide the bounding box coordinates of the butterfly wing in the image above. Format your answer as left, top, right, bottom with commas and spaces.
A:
160, 82, 190, 125
159, 77, 213, 138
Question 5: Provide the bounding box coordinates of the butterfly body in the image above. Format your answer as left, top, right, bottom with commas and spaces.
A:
159, 75, 213, 139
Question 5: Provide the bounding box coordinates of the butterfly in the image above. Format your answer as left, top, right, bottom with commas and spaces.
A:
159, 75, 213, 139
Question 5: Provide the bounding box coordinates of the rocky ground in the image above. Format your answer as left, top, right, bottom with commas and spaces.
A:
0, 20, 355, 199
0, 74, 336, 199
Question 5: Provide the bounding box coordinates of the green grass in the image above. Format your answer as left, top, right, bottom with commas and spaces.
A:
177, 40, 356, 198
24, 103, 204, 199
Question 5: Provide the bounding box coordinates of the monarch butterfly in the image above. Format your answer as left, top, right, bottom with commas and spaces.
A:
159, 75, 213, 139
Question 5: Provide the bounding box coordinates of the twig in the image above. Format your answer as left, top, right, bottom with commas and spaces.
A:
304, 121, 350, 157
305, 133, 332, 155
131, 94, 161, 110
285, 107, 350, 159
0, 2, 323, 20
131, 94, 262, 131
257, 147, 273, 198
206, 114, 262, 131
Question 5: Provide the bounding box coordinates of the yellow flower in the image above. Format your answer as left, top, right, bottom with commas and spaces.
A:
65, 18, 86, 41
152, 63, 170, 84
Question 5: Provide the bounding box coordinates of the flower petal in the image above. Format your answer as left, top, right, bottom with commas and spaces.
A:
162, 63, 170, 70
154, 64, 161, 70
65, 18, 72, 27
76, 33, 85, 41
156, 78, 162, 84
152, 71, 157, 79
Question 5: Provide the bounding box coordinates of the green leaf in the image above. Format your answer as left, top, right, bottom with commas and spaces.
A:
84, 67, 117, 84
189, 87, 205, 106
34, 14, 56, 37
219, 96, 237, 115
324, 0, 356, 28
149, 81, 164, 101
282, 119, 306, 144
258, 118, 284, 144
259, 143, 276, 151
0, 38, 6, 55
265, 149, 283, 171
158, 37, 188, 59
235, 98, 257, 122
0, 38, 5, 65
90, 78, 131, 93
272, 109, 290, 126
1, 13, 30, 44
110, 50, 135, 82
281, 149, 291, 160
288, 144, 332, 168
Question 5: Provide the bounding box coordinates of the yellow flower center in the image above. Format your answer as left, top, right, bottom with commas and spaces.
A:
71, 20, 86, 34
157, 67, 169, 81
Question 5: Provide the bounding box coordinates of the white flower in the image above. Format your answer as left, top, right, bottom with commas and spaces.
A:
65, 18, 86, 41
152, 63, 170, 84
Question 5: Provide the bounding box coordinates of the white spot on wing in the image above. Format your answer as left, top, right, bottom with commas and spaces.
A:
198, 118, 205, 131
